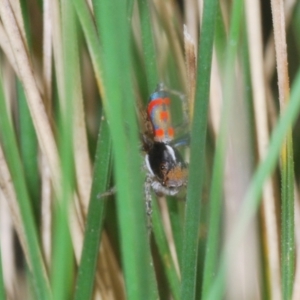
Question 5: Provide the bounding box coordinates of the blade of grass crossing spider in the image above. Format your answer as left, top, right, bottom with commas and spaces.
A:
206, 68, 300, 300
152, 199, 180, 300
74, 116, 112, 300
0, 74, 51, 300
136, 0, 183, 294
281, 133, 295, 299
180, 0, 218, 298
17, 80, 40, 224
201, 0, 244, 297
92, 1, 158, 299
51, 1, 77, 299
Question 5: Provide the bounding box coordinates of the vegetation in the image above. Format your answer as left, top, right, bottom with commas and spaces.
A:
0, 0, 299, 299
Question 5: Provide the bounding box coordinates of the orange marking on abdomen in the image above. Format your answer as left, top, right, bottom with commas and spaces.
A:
147, 98, 170, 115
155, 128, 164, 138
160, 111, 169, 121
168, 127, 174, 137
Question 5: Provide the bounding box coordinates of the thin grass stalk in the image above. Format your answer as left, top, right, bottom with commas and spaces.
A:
270, 0, 295, 298
293, 188, 300, 299
154, 1, 187, 90
72, 0, 104, 95
51, 0, 77, 298
70, 32, 93, 216
0, 24, 19, 78
17, 81, 40, 223
166, 199, 183, 267
184, 25, 197, 117
184, 0, 198, 45
245, 0, 281, 297
0, 249, 5, 300
214, 3, 227, 71
152, 199, 180, 300
13, 0, 28, 48
97, 233, 125, 299
281, 135, 295, 299
92, 1, 158, 298
138, 0, 159, 91
0, 197, 15, 299
43, 0, 53, 107
74, 116, 112, 300
50, 0, 87, 267
207, 66, 300, 299
202, 1, 244, 295
180, 0, 218, 298
0, 74, 51, 300
40, 155, 52, 267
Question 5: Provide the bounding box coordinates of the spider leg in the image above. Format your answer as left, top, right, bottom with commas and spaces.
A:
145, 174, 153, 232
166, 87, 189, 129
97, 186, 116, 199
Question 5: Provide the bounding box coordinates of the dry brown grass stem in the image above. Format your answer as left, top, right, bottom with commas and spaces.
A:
184, 0, 199, 49
97, 233, 126, 299
265, 0, 297, 84
40, 155, 52, 267
154, 0, 187, 91
0, 23, 20, 78
0, 0, 61, 191
0, 192, 15, 299
159, 198, 180, 276
0, 3, 91, 281
183, 25, 196, 120
245, 0, 281, 299
270, 0, 290, 108
0, 4, 108, 296
209, 52, 222, 136
43, 0, 52, 107
50, 0, 92, 215
9, 0, 27, 50
72, 69, 92, 215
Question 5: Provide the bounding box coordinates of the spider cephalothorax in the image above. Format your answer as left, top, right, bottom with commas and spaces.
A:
145, 141, 187, 196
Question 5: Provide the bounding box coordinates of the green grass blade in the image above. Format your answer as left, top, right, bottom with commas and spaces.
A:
91, 1, 158, 299
0, 249, 6, 300
0, 75, 51, 300
281, 133, 295, 299
166, 199, 183, 266
51, 0, 77, 298
152, 199, 180, 300
135, 2, 183, 297
72, 0, 103, 94
17, 80, 40, 223
137, 0, 159, 91
207, 67, 300, 299
180, 0, 218, 298
74, 116, 112, 300
201, 0, 244, 297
